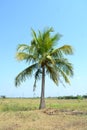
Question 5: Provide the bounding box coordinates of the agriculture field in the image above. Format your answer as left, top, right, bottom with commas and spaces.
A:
0, 98, 87, 130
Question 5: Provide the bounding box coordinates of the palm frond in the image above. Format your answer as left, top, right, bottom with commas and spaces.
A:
17, 44, 30, 52
31, 28, 38, 44
59, 45, 74, 55
42, 28, 62, 51
33, 68, 42, 91
46, 55, 55, 65
15, 63, 38, 86
55, 58, 74, 77
43, 27, 54, 40
50, 48, 63, 58
46, 64, 58, 85
57, 67, 71, 85
16, 52, 29, 61
51, 33, 62, 46
16, 52, 37, 63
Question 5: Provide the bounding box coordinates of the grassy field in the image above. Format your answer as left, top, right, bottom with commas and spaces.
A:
0, 98, 87, 130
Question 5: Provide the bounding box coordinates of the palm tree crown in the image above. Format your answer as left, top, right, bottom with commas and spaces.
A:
15, 27, 74, 109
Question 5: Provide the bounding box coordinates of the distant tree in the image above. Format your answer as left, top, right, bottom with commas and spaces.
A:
1, 95, 6, 98
15, 27, 74, 109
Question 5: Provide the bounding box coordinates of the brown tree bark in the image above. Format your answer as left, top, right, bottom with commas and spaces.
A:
39, 66, 46, 109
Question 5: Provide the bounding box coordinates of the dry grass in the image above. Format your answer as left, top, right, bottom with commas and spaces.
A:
0, 98, 87, 130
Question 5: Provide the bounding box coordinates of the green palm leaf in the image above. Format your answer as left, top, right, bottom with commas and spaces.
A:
58, 67, 71, 85
59, 45, 74, 55
15, 63, 38, 86
16, 52, 37, 63
46, 64, 58, 85
17, 44, 30, 52
33, 68, 42, 91
55, 58, 74, 76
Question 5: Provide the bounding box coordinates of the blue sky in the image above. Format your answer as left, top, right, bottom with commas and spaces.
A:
0, 0, 87, 97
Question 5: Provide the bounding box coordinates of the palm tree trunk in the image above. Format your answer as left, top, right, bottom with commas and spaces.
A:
39, 66, 46, 109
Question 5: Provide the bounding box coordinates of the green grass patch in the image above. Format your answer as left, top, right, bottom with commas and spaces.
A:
0, 98, 87, 112
0, 98, 39, 111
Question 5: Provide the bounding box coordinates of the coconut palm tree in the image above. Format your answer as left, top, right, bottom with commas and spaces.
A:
15, 27, 74, 109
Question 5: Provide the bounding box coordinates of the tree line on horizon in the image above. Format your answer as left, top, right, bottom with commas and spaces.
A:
0, 95, 87, 99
